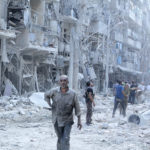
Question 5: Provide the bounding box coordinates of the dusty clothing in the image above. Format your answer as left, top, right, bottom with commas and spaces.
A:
130, 84, 137, 96
54, 121, 72, 150
112, 84, 125, 117
86, 101, 93, 124
124, 86, 130, 105
113, 99, 126, 117
85, 87, 94, 124
129, 84, 137, 104
120, 87, 130, 115
85, 87, 94, 102
44, 87, 81, 127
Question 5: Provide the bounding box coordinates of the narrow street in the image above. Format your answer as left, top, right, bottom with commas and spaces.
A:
0, 94, 150, 150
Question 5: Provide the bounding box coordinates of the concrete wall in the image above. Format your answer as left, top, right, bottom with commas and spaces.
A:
30, 0, 45, 25
0, 0, 7, 29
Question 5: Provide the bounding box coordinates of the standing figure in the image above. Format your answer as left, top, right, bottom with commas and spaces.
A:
85, 81, 95, 125
129, 81, 138, 104
112, 80, 125, 117
121, 82, 130, 115
44, 75, 82, 150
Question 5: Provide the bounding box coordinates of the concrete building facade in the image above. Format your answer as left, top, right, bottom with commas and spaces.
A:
0, 0, 150, 95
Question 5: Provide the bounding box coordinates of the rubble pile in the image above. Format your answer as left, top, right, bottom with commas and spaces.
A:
0, 92, 150, 150
0, 96, 32, 111
0, 94, 51, 124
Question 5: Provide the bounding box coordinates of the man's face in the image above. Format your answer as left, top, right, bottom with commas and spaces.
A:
60, 77, 68, 88
90, 82, 94, 87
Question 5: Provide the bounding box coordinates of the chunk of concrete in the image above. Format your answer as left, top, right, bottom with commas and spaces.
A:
128, 114, 140, 125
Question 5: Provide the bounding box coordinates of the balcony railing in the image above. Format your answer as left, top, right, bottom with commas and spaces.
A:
114, 32, 123, 42
89, 20, 107, 35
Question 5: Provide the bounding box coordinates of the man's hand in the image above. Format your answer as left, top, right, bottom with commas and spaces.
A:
77, 122, 82, 130
93, 101, 96, 107
77, 116, 82, 130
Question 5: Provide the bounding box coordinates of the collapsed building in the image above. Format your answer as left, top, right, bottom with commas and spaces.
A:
0, 0, 59, 95
0, 0, 150, 95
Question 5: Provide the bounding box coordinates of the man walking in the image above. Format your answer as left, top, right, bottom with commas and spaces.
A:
85, 81, 95, 125
44, 75, 82, 150
112, 80, 125, 117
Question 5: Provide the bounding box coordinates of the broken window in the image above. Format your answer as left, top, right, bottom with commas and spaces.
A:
7, 0, 30, 29
63, 27, 70, 43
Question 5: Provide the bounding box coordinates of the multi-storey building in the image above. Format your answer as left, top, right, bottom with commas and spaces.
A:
79, 0, 150, 92
0, 0, 150, 95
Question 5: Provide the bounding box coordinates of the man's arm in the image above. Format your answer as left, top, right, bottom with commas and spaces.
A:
77, 115, 82, 130
88, 92, 95, 106
74, 93, 82, 130
121, 87, 125, 97
122, 90, 126, 97
44, 90, 53, 107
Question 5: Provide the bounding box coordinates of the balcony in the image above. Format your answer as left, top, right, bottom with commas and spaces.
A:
60, 15, 78, 24
129, 11, 136, 22
135, 41, 141, 49
16, 31, 57, 56
127, 38, 141, 50
20, 44, 57, 55
127, 10, 142, 27
127, 29, 140, 40
128, 38, 134, 47
136, 18, 142, 26
111, 32, 123, 42
0, 29, 16, 39
117, 65, 142, 75
89, 20, 107, 35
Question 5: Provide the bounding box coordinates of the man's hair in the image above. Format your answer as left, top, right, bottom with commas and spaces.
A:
60, 75, 68, 81
118, 80, 122, 85
86, 81, 91, 87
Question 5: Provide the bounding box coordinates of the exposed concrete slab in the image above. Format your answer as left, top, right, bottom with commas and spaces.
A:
20, 44, 57, 55
0, 30, 16, 39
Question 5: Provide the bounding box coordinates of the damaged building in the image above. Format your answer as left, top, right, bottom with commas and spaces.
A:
1, 0, 59, 95
77, 0, 150, 92
0, 0, 150, 95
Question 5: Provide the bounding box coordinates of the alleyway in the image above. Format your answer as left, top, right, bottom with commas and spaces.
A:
0, 94, 150, 150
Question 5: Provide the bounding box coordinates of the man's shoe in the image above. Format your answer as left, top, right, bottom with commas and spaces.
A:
86, 122, 92, 126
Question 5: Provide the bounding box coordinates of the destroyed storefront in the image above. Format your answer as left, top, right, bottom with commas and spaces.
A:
109, 66, 142, 87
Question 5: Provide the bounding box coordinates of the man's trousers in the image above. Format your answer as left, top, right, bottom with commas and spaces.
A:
54, 121, 72, 150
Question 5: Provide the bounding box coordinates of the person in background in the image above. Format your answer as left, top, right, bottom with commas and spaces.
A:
85, 81, 95, 125
112, 80, 119, 96
129, 81, 138, 104
121, 82, 130, 115
112, 80, 125, 117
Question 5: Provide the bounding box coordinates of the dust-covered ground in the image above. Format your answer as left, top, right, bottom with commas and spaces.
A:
0, 93, 150, 150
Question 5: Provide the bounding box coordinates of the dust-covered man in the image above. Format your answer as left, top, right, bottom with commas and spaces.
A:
44, 75, 82, 150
